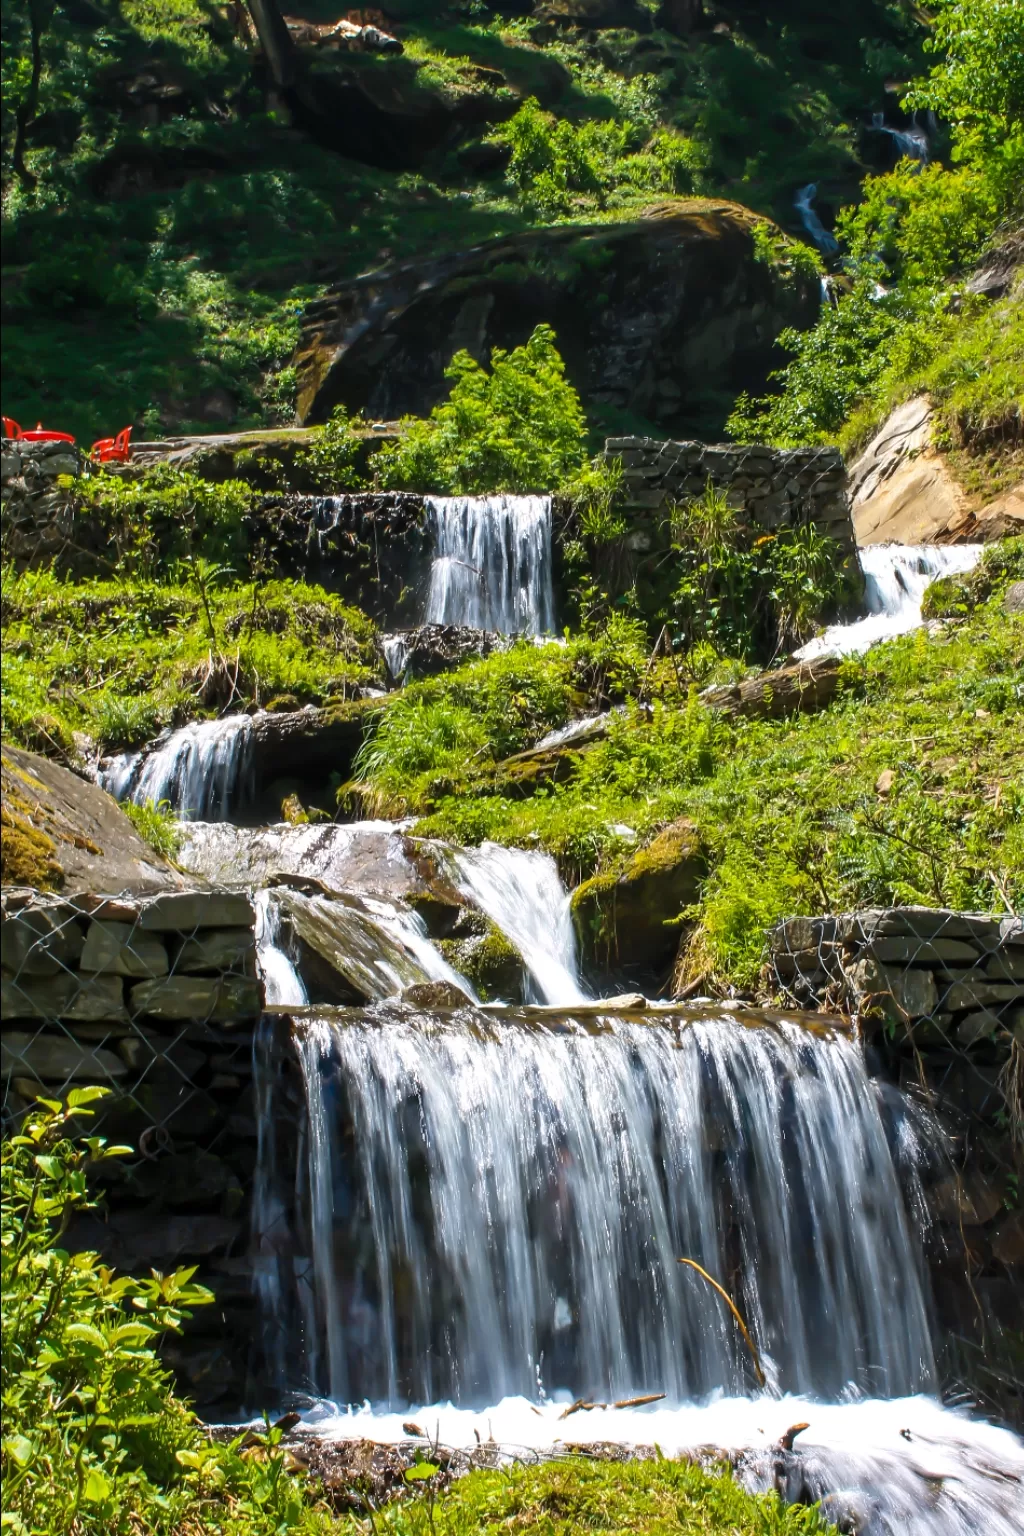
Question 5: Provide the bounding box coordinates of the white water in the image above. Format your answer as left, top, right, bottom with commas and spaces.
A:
177, 819, 416, 896
99, 714, 254, 820
444, 841, 586, 1004
796, 544, 983, 660
425, 494, 555, 634
274, 1012, 934, 1409
296, 1393, 1024, 1536
793, 183, 839, 255
254, 889, 307, 1006
872, 110, 930, 163
534, 713, 607, 751
381, 633, 410, 684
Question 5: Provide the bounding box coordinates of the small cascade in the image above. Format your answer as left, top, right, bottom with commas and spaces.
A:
381, 634, 409, 685
444, 841, 585, 1004
254, 889, 307, 1007
872, 110, 930, 163
534, 712, 608, 751
793, 183, 839, 255
273, 886, 473, 1002
269, 1010, 935, 1407
796, 543, 983, 660
99, 714, 254, 820
425, 494, 555, 634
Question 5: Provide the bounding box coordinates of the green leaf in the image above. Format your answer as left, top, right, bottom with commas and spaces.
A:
3, 1434, 34, 1468
65, 1322, 108, 1351
82, 1467, 111, 1503
67, 1086, 111, 1108
405, 1461, 440, 1481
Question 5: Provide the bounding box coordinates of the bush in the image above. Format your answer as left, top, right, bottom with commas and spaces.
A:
375, 323, 590, 494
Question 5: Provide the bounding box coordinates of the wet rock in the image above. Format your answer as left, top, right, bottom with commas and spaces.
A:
401, 980, 474, 1009
931, 1175, 1003, 1227
991, 1211, 1024, 1265
437, 922, 527, 1002
172, 928, 258, 974
572, 818, 705, 980
295, 201, 818, 436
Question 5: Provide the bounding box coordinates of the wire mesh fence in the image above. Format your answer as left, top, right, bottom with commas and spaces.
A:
769, 904, 1024, 1421
1, 885, 264, 1406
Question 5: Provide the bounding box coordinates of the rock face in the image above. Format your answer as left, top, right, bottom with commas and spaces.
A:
294, 201, 820, 436
1, 745, 186, 895
850, 396, 1024, 544
571, 817, 705, 983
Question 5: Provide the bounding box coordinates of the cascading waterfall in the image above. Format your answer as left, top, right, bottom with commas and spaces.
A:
872, 110, 930, 163
271, 1010, 934, 1408
443, 841, 586, 1004
424, 494, 555, 634
99, 714, 254, 820
793, 183, 839, 255
796, 543, 982, 660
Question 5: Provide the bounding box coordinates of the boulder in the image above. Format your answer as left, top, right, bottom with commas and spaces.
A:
1, 745, 186, 896
295, 201, 819, 436
437, 917, 528, 1002
401, 980, 474, 1009
571, 817, 705, 981
850, 395, 1023, 545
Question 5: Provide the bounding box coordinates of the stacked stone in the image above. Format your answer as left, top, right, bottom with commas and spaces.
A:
769, 907, 1023, 1046
1, 438, 87, 568
605, 437, 856, 553
1, 886, 266, 1405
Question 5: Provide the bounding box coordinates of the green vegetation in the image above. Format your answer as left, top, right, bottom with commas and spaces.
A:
359, 543, 1023, 983
1, 1094, 829, 1536
1, 0, 929, 442
0, 569, 377, 755
730, 0, 1023, 482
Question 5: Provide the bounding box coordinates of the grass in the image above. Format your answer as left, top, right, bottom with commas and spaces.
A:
0, 570, 378, 755
356, 1458, 830, 1535
356, 543, 1024, 985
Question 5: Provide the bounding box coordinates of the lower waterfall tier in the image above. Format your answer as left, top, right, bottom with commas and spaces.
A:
254, 1007, 935, 1409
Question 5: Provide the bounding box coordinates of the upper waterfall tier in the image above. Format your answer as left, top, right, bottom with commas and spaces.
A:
99, 715, 254, 820
424, 494, 555, 635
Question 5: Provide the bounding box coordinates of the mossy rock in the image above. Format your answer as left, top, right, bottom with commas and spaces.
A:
571, 817, 705, 984
437, 921, 527, 1003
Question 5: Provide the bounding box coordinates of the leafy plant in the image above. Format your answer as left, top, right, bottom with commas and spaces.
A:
295, 406, 367, 493
121, 798, 182, 859
376, 324, 590, 494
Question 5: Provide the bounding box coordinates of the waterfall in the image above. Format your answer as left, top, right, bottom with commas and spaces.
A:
872, 111, 930, 163
177, 819, 417, 893
381, 633, 410, 685
99, 714, 254, 820
795, 543, 982, 660
793, 184, 839, 255
275, 1010, 934, 1408
444, 841, 586, 1004
254, 889, 307, 1007
424, 495, 555, 634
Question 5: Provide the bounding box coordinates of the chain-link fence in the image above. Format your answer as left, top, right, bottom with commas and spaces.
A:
769, 904, 1024, 1422
1, 886, 264, 1408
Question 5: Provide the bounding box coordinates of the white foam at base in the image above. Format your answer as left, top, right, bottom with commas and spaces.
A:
293, 1393, 1024, 1536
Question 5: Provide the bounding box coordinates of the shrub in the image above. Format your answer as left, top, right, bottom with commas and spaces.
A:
375, 323, 590, 494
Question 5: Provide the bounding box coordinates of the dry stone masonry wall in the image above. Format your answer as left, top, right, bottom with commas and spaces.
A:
606, 438, 857, 553
770, 905, 1023, 1412
1, 886, 264, 1405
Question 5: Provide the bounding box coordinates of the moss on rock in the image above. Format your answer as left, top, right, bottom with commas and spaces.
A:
571, 817, 705, 985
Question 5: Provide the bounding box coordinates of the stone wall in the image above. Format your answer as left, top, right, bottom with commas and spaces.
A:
1, 886, 264, 1406
605, 437, 857, 552
1, 440, 86, 568
770, 907, 1023, 1422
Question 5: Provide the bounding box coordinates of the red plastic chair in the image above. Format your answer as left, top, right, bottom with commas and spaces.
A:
91, 426, 132, 464
2, 416, 22, 440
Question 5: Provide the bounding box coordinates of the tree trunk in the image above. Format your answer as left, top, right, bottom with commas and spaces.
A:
12, 0, 54, 189
245, 0, 301, 91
